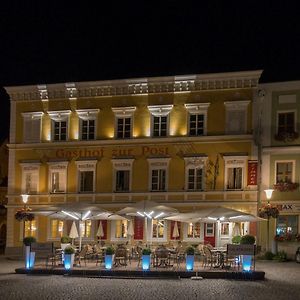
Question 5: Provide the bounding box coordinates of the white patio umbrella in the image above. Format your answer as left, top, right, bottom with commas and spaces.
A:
96, 221, 104, 239
69, 221, 79, 245
127, 220, 134, 236
172, 221, 180, 239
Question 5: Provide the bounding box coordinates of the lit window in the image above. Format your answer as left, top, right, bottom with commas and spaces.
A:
115, 220, 128, 238
205, 223, 214, 237
152, 219, 165, 238
21, 164, 40, 194
276, 215, 298, 236
227, 167, 243, 190
221, 223, 229, 236
80, 220, 92, 238
187, 223, 200, 238
276, 161, 293, 183
224, 156, 247, 191
24, 220, 37, 238
50, 219, 64, 238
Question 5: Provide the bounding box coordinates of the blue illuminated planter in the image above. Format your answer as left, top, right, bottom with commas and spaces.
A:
105, 254, 113, 270
25, 246, 35, 269
142, 255, 151, 271
186, 255, 194, 271
242, 255, 252, 272
64, 254, 75, 270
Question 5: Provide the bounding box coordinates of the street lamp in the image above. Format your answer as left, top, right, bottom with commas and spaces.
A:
21, 194, 29, 205
264, 189, 274, 202
264, 189, 274, 251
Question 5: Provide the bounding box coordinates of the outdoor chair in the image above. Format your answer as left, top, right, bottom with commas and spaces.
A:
153, 246, 171, 268
114, 245, 128, 267
46, 248, 62, 268
75, 246, 88, 267
202, 246, 218, 269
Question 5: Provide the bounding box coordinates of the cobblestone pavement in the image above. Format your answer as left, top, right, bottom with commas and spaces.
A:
0, 256, 299, 300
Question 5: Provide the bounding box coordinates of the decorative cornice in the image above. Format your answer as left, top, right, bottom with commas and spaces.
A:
5, 70, 262, 102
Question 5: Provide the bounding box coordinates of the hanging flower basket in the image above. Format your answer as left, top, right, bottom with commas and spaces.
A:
15, 208, 35, 222
273, 182, 299, 192
258, 203, 279, 219
274, 131, 299, 142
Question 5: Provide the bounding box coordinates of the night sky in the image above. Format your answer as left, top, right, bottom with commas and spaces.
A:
1, 1, 300, 139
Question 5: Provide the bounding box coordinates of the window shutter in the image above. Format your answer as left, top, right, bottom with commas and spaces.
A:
30, 172, 38, 193
227, 110, 245, 134
23, 118, 32, 142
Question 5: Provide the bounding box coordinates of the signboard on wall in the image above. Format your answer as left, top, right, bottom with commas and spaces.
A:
247, 160, 258, 185
134, 216, 144, 240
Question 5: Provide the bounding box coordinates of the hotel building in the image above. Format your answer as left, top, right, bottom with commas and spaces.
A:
5, 70, 262, 254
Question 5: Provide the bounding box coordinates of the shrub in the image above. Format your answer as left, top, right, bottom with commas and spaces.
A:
64, 246, 75, 254
274, 251, 288, 262
142, 248, 151, 255
240, 235, 256, 245
264, 251, 275, 260
61, 236, 71, 244
232, 235, 242, 244
186, 246, 195, 255
23, 236, 36, 246
105, 246, 115, 255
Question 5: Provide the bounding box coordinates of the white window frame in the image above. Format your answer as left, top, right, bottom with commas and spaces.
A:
76, 109, 99, 141
184, 156, 208, 191
47, 161, 68, 193
276, 110, 297, 134
147, 158, 171, 192
21, 112, 43, 143
112, 107, 136, 139
274, 160, 296, 184
148, 218, 167, 243
182, 222, 203, 242
148, 105, 173, 137
223, 156, 247, 191
185, 103, 210, 136
48, 110, 71, 141
112, 158, 134, 192
205, 223, 215, 237
20, 163, 40, 194
75, 160, 97, 193
224, 101, 250, 134
110, 219, 129, 242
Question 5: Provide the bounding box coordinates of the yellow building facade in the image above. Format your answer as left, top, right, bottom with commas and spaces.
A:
5, 70, 262, 254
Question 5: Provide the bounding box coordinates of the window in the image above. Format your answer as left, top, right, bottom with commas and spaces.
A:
276, 215, 298, 236
187, 222, 201, 238
221, 223, 229, 236
117, 117, 131, 138
224, 101, 250, 134
24, 220, 37, 238
148, 158, 170, 192
277, 111, 295, 134
153, 116, 167, 137
116, 171, 130, 191
50, 219, 64, 239
48, 162, 68, 193
48, 110, 71, 142
152, 219, 165, 238
276, 161, 294, 183
148, 105, 173, 137
112, 158, 134, 192
112, 107, 136, 139
151, 169, 166, 191
22, 112, 43, 143
21, 163, 40, 194
185, 103, 210, 136
77, 109, 99, 140
115, 220, 128, 238
224, 156, 247, 190
75, 161, 97, 193
184, 156, 207, 191
205, 223, 214, 237
80, 220, 92, 238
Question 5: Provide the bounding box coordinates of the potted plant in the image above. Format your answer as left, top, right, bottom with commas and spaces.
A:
185, 246, 195, 271
61, 236, 71, 250
142, 248, 151, 271
105, 246, 115, 270
232, 235, 241, 244
240, 235, 255, 271
64, 246, 76, 270
23, 236, 36, 269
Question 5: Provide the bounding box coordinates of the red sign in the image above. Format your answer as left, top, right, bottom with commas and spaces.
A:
247, 160, 258, 185
134, 216, 144, 240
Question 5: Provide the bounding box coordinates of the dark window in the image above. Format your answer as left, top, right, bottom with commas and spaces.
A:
278, 112, 295, 134
81, 119, 95, 140
227, 167, 242, 190
117, 118, 131, 138
189, 114, 204, 136
115, 170, 130, 192
188, 168, 203, 190
151, 169, 166, 191
79, 171, 94, 192
54, 121, 67, 141
153, 116, 167, 137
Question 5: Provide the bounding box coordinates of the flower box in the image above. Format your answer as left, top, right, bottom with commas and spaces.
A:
274, 131, 299, 142
274, 182, 299, 192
